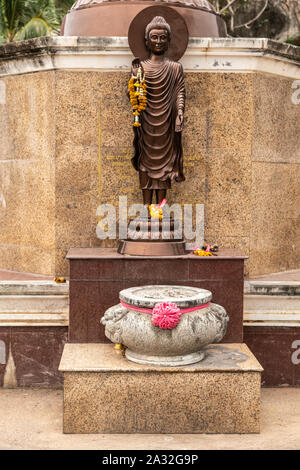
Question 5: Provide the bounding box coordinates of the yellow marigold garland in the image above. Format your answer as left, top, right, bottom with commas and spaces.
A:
149, 204, 163, 220
194, 249, 213, 257
148, 198, 166, 220
128, 67, 147, 127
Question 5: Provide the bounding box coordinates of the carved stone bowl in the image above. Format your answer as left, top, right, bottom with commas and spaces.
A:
101, 285, 229, 366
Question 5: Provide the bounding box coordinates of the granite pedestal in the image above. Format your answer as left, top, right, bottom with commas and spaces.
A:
59, 343, 263, 434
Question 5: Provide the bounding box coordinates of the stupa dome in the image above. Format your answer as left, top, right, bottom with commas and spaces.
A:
61, 0, 226, 37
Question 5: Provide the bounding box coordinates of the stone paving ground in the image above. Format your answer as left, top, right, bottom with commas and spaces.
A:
0, 388, 299, 450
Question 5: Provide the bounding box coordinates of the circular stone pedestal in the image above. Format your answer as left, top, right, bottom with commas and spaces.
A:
101, 285, 229, 366
125, 349, 205, 366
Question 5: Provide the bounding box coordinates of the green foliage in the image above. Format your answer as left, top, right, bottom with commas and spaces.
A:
0, 0, 68, 42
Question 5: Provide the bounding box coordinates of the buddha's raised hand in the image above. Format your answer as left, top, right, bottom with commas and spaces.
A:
131, 58, 143, 78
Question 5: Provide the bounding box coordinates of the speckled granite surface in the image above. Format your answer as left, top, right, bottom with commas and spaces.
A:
60, 343, 262, 433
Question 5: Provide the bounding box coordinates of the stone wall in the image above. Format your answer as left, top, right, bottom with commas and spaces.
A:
0, 37, 299, 277
0, 71, 56, 274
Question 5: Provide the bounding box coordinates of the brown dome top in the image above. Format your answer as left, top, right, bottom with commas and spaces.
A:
71, 0, 216, 12
63, 0, 226, 38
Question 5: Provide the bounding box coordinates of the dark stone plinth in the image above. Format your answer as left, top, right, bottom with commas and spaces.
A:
67, 248, 247, 343
244, 326, 300, 387
0, 326, 67, 388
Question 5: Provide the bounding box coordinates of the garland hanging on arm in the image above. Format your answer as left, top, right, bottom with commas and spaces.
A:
128, 65, 147, 127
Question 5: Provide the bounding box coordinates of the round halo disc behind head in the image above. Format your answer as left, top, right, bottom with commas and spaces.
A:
128, 5, 189, 62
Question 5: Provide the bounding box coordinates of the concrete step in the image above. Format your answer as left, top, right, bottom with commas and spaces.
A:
0, 281, 68, 326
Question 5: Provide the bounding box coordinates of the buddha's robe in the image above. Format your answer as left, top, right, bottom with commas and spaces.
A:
131, 58, 185, 189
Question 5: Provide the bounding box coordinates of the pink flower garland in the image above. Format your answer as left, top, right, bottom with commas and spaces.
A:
120, 299, 211, 330
152, 302, 181, 330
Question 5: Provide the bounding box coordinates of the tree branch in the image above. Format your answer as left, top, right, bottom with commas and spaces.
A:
234, 0, 269, 30
219, 0, 238, 14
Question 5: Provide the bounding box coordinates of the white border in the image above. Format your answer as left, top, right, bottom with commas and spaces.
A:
0, 37, 300, 79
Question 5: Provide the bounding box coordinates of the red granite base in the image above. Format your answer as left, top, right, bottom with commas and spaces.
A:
0, 327, 67, 388
244, 326, 300, 387
67, 248, 247, 343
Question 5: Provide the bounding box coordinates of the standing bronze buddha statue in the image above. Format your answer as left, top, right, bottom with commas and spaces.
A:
130, 16, 186, 207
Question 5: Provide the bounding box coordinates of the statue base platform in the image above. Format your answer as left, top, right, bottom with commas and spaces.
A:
117, 239, 187, 256
59, 342, 263, 434
118, 217, 186, 256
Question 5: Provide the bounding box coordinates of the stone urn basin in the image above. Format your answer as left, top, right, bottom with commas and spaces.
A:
101, 285, 229, 366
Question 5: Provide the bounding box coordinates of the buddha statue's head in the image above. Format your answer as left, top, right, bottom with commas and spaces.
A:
145, 16, 171, 55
